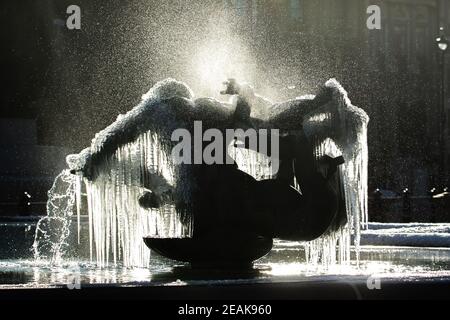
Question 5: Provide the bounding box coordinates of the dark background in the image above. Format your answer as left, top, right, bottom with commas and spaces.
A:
1, 0, 449, 219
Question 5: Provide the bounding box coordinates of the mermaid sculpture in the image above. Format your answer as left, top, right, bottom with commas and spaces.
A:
67, 77, 369, 267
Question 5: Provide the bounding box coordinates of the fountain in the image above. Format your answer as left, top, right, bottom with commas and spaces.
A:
0, 74, 448, 298
31, 77, 368, 270
0, 77, 443, 301
2, 2, 450, 301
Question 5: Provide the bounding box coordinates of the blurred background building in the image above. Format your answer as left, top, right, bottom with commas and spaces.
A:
0, 0, 449, 218
227, 0, 449, 195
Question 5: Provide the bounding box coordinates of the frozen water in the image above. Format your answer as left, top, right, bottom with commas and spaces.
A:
71, 81, 196, 267
81, 131, 193, 268
34, 78, 369, 269
301, 79, 369, 265
36, 79, 197, 267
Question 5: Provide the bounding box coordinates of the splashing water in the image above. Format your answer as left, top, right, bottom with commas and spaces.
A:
33, 170, 77, 265
34, 133, 193, 268
34, 80, 196, 268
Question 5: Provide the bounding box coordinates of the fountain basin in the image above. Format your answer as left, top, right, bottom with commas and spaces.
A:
0, 244, 450, 300
1, 218, 450, 299
144, 234, 273, 269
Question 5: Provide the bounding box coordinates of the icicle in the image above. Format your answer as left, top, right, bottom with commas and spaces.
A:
71, 128, 192, 268
302, 79, 369, 267
34, 78, 367, 270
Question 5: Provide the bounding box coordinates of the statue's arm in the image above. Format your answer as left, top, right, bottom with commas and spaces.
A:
267, 86, 333, 130
70, 97, 196, 179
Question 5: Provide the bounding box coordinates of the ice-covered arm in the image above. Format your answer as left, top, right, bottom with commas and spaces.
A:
68, 96, 196, 180
267, 85, 333, 130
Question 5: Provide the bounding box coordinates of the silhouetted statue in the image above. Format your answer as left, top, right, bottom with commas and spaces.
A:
193, 79, 347, 242
68, 78, 368, 267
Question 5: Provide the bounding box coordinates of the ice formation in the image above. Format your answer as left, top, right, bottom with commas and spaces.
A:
35, 79, 196, 267
34, 78, 369, 268
301, 79, 369, 265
